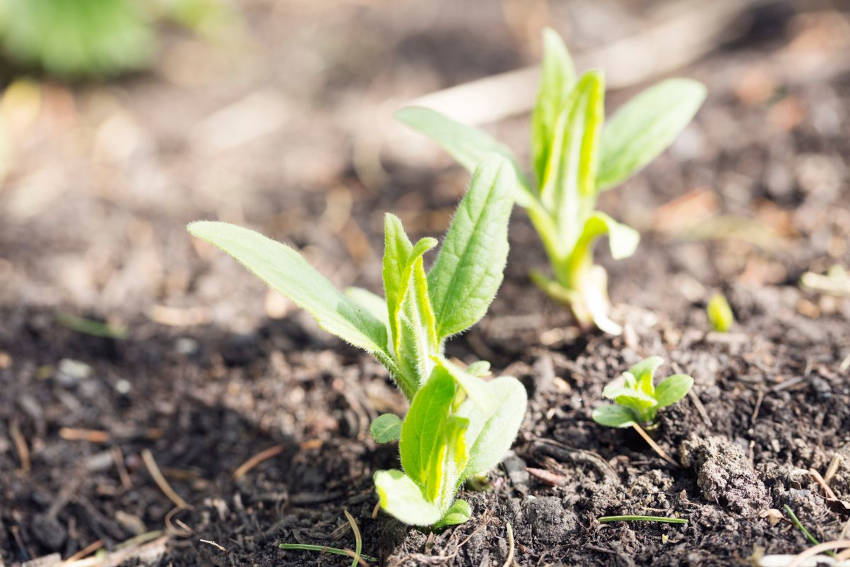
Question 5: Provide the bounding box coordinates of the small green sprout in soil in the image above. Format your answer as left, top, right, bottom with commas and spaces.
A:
189, 155, 527, 528
396, 28, 706, 334
597, 515, 687, 525
592, 356, 693, 428
706, 292, 734, 332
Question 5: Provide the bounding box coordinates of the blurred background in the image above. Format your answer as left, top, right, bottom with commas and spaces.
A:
0, 0, 847, 333
1, 1, 850, 564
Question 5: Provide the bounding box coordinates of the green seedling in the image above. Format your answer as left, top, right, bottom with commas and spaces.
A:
396, 29, 706, 334
592, 356, 693, 428
188, 155, 527, 528
706, 292, 734, 332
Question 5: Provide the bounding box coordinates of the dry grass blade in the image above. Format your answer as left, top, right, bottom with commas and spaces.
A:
501, 522, 515, 567
632, 423, 679, 468
232, 444, 285, 480
141, 449, 190, 509
343, 509, 363, 567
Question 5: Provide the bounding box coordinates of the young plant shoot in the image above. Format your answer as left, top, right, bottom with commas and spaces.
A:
396, 29, 706, 334
707, 292, 734, 332
188, 154, 527, 528
592, 356, 693, 428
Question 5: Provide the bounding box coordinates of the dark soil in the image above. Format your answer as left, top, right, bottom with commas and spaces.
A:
2, 1, 850, 566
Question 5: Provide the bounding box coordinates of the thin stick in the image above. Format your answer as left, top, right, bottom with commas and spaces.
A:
141, 449, 190, 509
112, 446, 132, 490
631, 423, 679, 468
808, 469, 837, 500
199, 539, 226, 552
824, 454, 842, 486
279, 543, 376, 565
787, 541, 850, 567
59, 428, 110, 443
343, 509, 362, 567
9, 421, 30, 472
232, 445, 285, 480
598, 515, 687, 525
63, 539, 103, 562
501, 522, 515, 567
687, 389, 712, 427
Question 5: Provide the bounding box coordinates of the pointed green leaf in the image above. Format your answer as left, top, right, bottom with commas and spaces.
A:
532, 27, 575, 186
187, 222, 389, 355
370, 413, 403, 443
394, 106, 536, 207
579, 212, 639, 260
427, 155, 514, 340
434, 499, 471, 529
382, 213, 437, 354
374, 469, 443, 526
457, 376, 527, 478
655, 374, 694, 408
540, 71, 604, 247
400, 367, 468, 507
592, 404, 636, 428
597, 78, 706, 191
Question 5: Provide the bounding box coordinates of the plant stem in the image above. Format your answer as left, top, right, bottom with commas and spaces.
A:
598, 515, 687, 525
631, 423, 679, 468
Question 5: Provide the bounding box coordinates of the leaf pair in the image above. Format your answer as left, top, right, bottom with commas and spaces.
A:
592, 356, 693, 427
189, 154, 514, 400
396, 28, 706, 334
373, 358, 526, 527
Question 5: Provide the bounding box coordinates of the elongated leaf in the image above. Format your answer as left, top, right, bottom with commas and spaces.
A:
427, 155, 514, 340
400, 368, 462, 493
436, 356, 494, 409
382, 213, 437, 354
532, 27, 575, 186
188, 222, 389, 355
370, 413, 402, 443
395, 106, 536, 207
540, 71, 604, 247
592, 404, 636, 428
457, 376, 527, 478
579, 212, 639, 260
373, 469, 442, 526
597, 78, 706, 191
654, 374, 694, 408
396, 258, 439, 390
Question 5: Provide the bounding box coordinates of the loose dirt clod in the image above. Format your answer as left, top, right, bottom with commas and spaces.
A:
680, 434, 768, 515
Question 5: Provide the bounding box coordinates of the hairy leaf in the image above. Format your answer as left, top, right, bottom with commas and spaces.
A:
400, 367, 468, 508
382, 213, 437, 354
597, 78, 706, 191
188, 222, 389, 356
532, 27, 575, 186
394, 106, 536, 207
373, 469, 442, 526
457, 376, 527, 478
427, 155, 514, 340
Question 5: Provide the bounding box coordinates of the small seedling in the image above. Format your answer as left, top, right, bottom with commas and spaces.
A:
706, 292, 734, 332
396, 29, 705, 334
189, 155, 527, 528
592, 356, 693, 428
